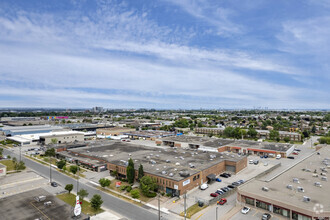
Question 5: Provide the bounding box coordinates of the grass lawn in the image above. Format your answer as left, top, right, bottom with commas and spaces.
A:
0, 160, 16, 171
180, 203, 208, 219
56, 193, 104, 216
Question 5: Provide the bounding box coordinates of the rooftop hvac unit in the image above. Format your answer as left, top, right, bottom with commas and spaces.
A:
321, 176, 327, 181
166, 160, 171, 163
297, 186, 304, 192
163, 166, 167, 168
321, 173, 327, 176
305, 169, 311, 172
314, 182, 322, 187
161, 171, 167, 175
175, 162, 180, 166
293, 178, 299, 183
287, 185, 293, 190
179, 171, 190, 177
128, 153, 131, 156
169, 173, 174, 177
303, 196, 310, 202
262, 187, 269, 192
156, 155, 160, 157
156, 168, 159, 171
190, 164, 195, 168
313, 174, 318, 177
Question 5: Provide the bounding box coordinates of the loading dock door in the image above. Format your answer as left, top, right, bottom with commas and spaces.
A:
225, 165, 236, 173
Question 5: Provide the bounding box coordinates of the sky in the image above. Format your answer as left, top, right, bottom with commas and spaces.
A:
0, 0, 329, 109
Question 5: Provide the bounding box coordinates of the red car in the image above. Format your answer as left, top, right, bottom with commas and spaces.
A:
217, 198, 227, 205
292, 152, 299, 155
210, 193, 219, 197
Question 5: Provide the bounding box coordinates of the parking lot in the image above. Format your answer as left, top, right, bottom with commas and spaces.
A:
230, 206, 281, 220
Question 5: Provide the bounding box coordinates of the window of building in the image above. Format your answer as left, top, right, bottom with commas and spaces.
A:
193, 176, 196, 181
197, 175, 200, 179
273, 206, 290, 218
256, 200, 271, 211
245, 197, 254, 206
292, 212, 311, 220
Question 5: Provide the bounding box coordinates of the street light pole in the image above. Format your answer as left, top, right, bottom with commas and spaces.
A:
158, 193, 161, 220
49, 156, 52, 183
77, 162, 79, 192
19, 144, 21, 162
184, 192, 187, 220
216, 206, 218, 220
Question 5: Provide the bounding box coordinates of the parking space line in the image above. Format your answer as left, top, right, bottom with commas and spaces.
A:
30, 201, 51, 220
253, 210, 258, 216
195, 213, 204, 220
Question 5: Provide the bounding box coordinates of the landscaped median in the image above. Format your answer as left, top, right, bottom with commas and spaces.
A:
57, 193, 104, 216
180, 203, 209, 219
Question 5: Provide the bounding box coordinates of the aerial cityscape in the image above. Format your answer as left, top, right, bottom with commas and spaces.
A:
0, 1, 329, 220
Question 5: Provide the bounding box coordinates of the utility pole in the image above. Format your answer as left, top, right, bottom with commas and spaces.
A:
49, 156, 52, 183
216, 206, 218, 220
184, 192, 187, 220
77, 161, 80, 192
19, 144, 21, 162
158, 193, 161, 220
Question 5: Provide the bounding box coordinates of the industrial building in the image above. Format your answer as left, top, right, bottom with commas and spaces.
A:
96, 127, 135, 137
158, 136, 295, 157
237, 146, 330, 220
124, 130, 176, 141
0, 125, 63, 136
195, 127, 301, 142
61, 141, 247, 196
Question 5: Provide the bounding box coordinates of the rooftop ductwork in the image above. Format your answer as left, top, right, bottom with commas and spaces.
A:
303, 196, 310, 202
321, 176, 327, 181
293, 178, 299, 183
287, 185, 293, 190
314, 182, 322, 187
262, 187, 269, 192
297, 186, 304, 192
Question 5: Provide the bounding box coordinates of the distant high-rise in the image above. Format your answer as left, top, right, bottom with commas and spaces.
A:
92, 106, 104, 113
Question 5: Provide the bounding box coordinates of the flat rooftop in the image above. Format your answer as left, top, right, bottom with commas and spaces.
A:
0, 188, 88, 220
238, 146, 330, 213
59, 150, 106, 166
161, 136, 293, 152
40, 131, 84, 138
124, 130, 176, 138
68, 141, 246, 181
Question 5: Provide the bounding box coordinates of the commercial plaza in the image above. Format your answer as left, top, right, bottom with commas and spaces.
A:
237, 146, 330, 220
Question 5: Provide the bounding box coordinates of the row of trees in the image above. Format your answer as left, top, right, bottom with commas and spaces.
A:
223, 127, 258, 139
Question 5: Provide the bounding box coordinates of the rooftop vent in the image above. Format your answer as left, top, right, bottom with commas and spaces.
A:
189, 164, 195, 168
314, 182, 322, 187
321, 173, 327, 176
262, 187, 269, 192
297, 186, 304, 192
156, 155, 160, 157
169, 173, 174, 177
305, 169, 311, 172
166, 160, 171, 163
150, 160, 156, 164
175, 162, 180, 166
156, 168, 159, 171
293, 178, 299, 183
313, 174, 318, 177
163, 166, 167, 168
287, 185, 293, 190
161, 171, 167, 175
128, 153, 131, 156
303, 196, 310, 202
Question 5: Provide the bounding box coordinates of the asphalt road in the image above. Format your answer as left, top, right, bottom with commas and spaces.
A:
2, 148, 158, 220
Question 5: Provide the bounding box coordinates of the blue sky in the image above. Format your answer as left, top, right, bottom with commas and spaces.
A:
0, 0, 329, 109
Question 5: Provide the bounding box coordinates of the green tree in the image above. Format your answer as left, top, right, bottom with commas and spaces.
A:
90, 194, 103, 211
77, 189, 89, 203
70, 165, 78, 174
44, 148, 56, 157
15, 161, 26, 170
223, 127, 234, 138
311, 125, 316, 134
12, 157, 17, 164
269, 130, 280, 141
247, 127, 258, 138
283, 137, 290, 143
173, 119, 189, 128
126, 158, 135, 184
131, 189, 140, 199
99, 178, 111, 188
0, 148, 3, 157
140, 176, 158, 197
138, 164, 144, 181
51, 138, 58, 145
65, 184, 73, 194
239, 129, 247, 139
56, 160, 66, 169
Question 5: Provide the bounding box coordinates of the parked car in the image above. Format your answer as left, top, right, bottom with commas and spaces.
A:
224, 187, 231, 191
253, 160, 259, 165
220, 173, 230, 178
216, 178, 222, 182
221, 187, 228, 192
264, 162, 268, 166
241, 206, 250, 214
249, 160, 254, 164
217, 198, 227, 205
262, 213, 271, 220
287, 156, 295, 159
264, 155, 268, 158
210, 193, 219, 197
200, 183, 208, 190
51, 182, 58, 187
228, 185, 236, 189
294, 148, 301, 152
292, 152, 299, 155
216, 190, 224, 195
232, 181, 240, 186
238, 179, 245, 184
276, 154, 281, 159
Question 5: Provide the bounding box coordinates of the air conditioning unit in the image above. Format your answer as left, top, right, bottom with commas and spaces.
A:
286, 185, 293, 190
303, 196, 310, 202
293, 178, 299, 183
297, 186, 304, 192
262, 187, 269, 192
314, 182, 322, 187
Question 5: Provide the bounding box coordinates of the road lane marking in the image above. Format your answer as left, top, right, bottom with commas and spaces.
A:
195, 213, 204, 220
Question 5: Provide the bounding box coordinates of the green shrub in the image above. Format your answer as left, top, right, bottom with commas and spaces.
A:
130, 189, 140, 199
126, 186, 132, 192
120, 185, 127, 191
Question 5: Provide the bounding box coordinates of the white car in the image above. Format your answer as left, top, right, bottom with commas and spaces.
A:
200, 183, 208, 190
241, 206, 250, 214
276, 154, 281, 159
249, 160, 254, 164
